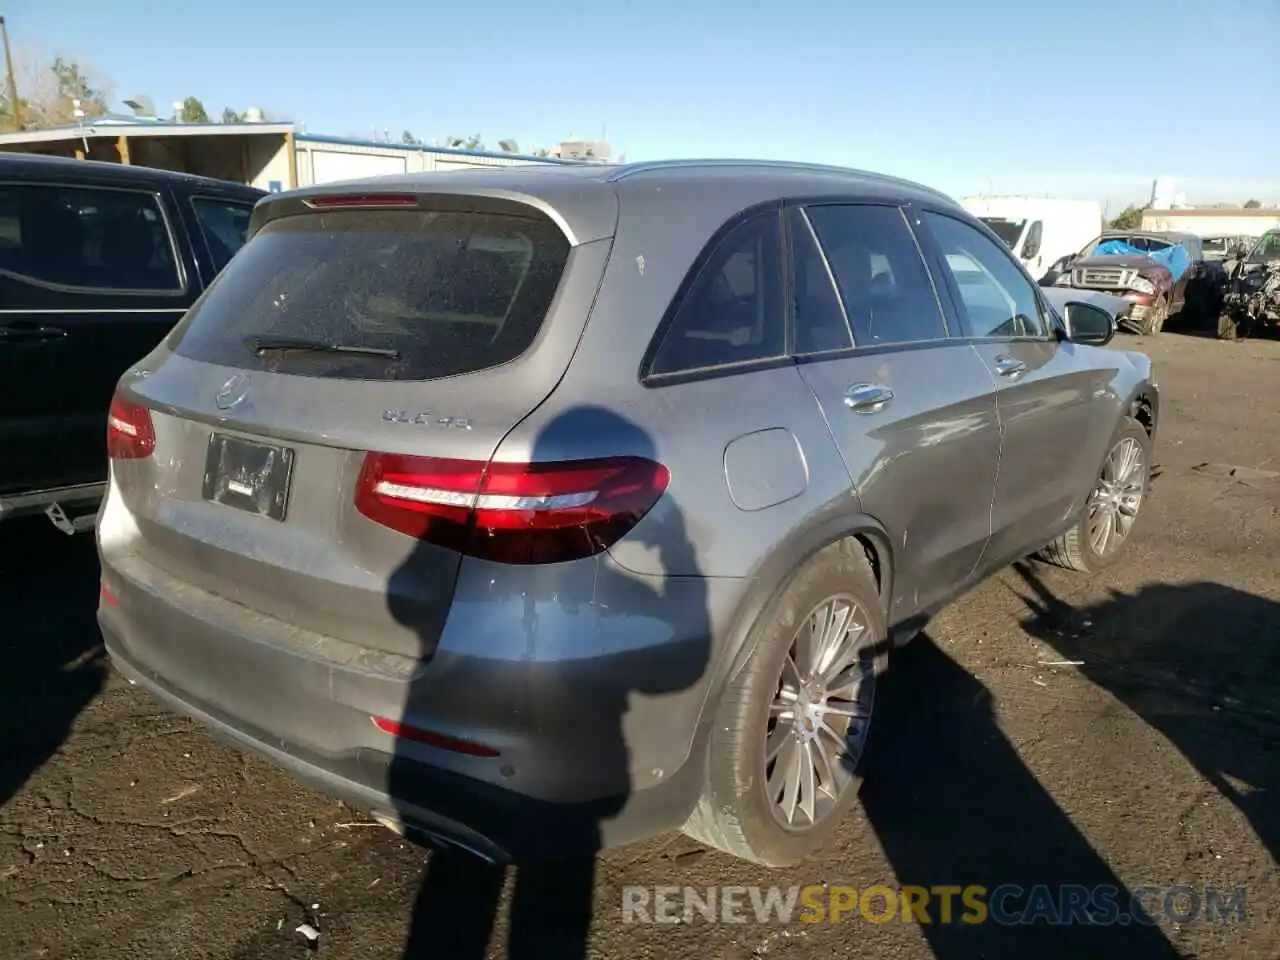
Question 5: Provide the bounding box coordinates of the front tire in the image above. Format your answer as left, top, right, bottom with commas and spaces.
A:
1140, 295, 1168, 335
682, 539, 887, 866
1039, 417, 1152, 573
1217, 310, 1241, 340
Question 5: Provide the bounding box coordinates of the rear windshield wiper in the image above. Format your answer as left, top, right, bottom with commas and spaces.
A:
244, 335, 401, 359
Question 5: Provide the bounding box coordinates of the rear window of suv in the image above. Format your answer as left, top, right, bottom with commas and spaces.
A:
168, 207, 571, 380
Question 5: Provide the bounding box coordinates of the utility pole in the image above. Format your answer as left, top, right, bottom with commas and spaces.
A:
0, 15, 21, 130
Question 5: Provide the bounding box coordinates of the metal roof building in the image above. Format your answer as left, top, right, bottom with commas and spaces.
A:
0, 116, 581, 192
1141, 207, 1280, 239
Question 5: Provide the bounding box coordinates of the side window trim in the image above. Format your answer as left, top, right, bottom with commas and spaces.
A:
783, 204, 853, 356
640, 202, 792, 386
895, 203, 953, 341
792, 200, 953, 354
189, 193, 257, 271
163, 185, 214, 293
0, 179, 188, 298
914, 205, 1053, 342
908, 203, 970, 335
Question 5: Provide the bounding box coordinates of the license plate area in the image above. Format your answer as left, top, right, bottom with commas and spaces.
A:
202, 433, 295, 521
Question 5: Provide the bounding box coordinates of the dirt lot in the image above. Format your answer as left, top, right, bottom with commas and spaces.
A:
2, 331, 1277, 960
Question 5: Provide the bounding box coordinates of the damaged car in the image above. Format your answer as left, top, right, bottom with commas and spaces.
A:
1042, 230, 1219, 335
1216, 229, 1280, 340
1202, 234, 1251, 263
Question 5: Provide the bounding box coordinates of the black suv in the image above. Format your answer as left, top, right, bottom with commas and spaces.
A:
0, 154, 264, 533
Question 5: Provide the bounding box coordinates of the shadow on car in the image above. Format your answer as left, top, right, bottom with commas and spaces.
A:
0, 518, 105, 809
859, 630, 1182, 958
391, 407, 712, 959
1012, 562, 1280, 867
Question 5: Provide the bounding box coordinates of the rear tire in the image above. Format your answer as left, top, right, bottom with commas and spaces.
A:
681, 539, 887, 866
1039, 417, 1152, 573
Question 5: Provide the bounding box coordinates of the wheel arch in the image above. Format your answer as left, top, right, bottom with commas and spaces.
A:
693, 503, 895, 737
1127, 383, 1159, 439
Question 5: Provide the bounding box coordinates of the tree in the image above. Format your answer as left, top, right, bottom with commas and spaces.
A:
0, 90, 30, 132
179, 96, 209, 123
401, 129, 417, 144
1244, 198, 1262, 209
1108, 204, 1147, 230
49, 57, 108, 121
221, 107, 245, 123
1, 50, 111, 130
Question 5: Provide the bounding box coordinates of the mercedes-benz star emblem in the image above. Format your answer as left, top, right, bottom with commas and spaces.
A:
214, 373, 249, 411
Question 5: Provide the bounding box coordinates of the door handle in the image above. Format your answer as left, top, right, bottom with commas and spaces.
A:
844, 382, 894, 413
0, 322, 67, 342
993, 355, 1027, 379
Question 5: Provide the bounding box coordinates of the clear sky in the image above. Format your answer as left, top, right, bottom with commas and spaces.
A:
10, 0, 1279, 210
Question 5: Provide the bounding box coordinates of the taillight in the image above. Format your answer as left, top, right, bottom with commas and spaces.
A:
354, 453, 670, 565
107, 395, 156, 460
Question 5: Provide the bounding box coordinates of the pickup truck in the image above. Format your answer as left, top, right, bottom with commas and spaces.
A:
1042, 230, 1223, 335
0, 155, 264, 533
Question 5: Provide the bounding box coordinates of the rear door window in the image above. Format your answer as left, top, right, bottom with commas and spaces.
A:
0, 183, 182, 297
190, 197, 256, 272
168, 208, 571, 380
804, 204, 948, 346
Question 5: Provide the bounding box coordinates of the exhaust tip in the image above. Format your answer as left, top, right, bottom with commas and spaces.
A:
370, 812, 406, 836
370, 811, 502, 865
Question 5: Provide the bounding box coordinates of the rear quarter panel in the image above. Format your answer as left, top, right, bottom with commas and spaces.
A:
486, 180, 869, 787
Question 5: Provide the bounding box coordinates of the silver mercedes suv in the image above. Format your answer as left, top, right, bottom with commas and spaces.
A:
97, 160, 1158, 867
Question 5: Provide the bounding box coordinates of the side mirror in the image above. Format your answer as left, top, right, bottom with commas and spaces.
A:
1063, 302, 1115, 346
1021, 222, 1043, 260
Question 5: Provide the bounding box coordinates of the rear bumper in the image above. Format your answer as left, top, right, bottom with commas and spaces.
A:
98, 551, 718, 862
104, 635, 510, 860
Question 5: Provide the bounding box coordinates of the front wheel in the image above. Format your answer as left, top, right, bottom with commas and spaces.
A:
1140, 295, 1168, 335
1217, 310, 1241, 340
682, 539, 887, 866
1039, 417, 1152, 573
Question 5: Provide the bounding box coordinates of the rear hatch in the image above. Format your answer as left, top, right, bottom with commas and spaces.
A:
106, 190, 613, 659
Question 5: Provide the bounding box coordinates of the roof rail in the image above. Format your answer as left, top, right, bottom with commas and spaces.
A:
604, 158, 955, 203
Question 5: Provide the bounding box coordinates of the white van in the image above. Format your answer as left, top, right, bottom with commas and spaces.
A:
959, 196, 1103, 283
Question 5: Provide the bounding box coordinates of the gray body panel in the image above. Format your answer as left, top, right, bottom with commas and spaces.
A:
969, 339, 1121, 566
98, 160, 1158, 860
797, 343, 1002, 618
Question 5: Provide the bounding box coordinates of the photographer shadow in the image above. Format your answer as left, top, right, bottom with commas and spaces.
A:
1013, 562, 1280, 866
386, 406, 711, 959
0, 519, 105, 810
859, 628, 1181, 957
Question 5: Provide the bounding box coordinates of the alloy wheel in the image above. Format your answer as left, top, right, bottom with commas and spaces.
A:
1088, 436, 1147, 557
764, 594, 876, 830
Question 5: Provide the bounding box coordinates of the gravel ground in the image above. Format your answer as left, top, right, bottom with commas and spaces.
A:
1, 330, 1277, 960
